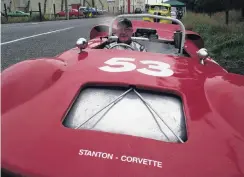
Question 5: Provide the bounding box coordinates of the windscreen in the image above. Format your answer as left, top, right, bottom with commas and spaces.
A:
150, 5, 168, 11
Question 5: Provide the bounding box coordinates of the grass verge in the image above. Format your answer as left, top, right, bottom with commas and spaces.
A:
182, 11, 244, 75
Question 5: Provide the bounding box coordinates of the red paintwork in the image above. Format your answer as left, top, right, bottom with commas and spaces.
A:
56, 9, 83, 17
71, 3, 81, 10
2, 20, 244, 177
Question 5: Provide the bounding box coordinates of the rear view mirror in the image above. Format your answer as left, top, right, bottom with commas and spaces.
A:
197, 48, 209, 65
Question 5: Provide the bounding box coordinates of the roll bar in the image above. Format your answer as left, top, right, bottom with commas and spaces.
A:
109, 14, 186, 54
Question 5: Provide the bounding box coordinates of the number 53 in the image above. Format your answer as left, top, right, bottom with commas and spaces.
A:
99, 57, 174, 77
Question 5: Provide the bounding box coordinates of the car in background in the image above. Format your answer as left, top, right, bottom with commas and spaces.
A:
97, 9, 107, 15
134, 8, 142, 13
91, 8, 99, 15
7, 10, 30, 17
144, 3, 172, 23
56, 9, 83, 17
79, 7, 97, 17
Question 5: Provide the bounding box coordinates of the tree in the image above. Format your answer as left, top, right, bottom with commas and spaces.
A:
179, 0, 196, 11
180, 0, 243, 24
92, 0, 95, 7
44, 0, 47, 15
61, 0, 64, 11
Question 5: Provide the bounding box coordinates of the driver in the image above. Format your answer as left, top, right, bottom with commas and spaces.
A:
104, 18, 146, 51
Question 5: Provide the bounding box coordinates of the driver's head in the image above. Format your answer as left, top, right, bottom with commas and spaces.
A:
116, 18, 133, 43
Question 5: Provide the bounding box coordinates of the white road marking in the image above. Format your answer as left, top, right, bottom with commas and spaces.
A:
31, 22, 39, 25
1, 27, 74, 45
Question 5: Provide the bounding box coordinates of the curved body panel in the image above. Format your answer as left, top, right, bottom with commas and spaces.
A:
2, 17, 244, 177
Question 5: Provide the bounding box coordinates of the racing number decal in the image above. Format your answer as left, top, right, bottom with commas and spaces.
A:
99, 57, 174, 77
99, 57, 136, 72
137, 60, 173, 77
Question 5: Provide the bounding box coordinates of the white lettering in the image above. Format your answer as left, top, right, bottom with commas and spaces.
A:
119, 155, 162, 168
99, 57, 174, 77
128, 156, 133, 162
143, 159, 148, 165
157, 161, 163, 168
121, 155, 127, 161
133, 157, 138, 163
138, 158, 143, 164
79, 149, 162, 168
87, 150, 92, 156
153, 160, 158, 167
99, 57, 136, 72
137, 60, 173, 77
79, 149, 114, 160
107, 153, 113, 160
147, 159, 153, 166
78, 149, 84, 155
91, 151, 98, 157
101, 153, 107, 158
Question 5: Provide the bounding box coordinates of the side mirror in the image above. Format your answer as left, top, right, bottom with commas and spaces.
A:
197, 48, 208, 65
76, 38, 88, 53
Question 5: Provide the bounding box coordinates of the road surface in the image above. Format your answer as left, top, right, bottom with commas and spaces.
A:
1, 17, 113, 71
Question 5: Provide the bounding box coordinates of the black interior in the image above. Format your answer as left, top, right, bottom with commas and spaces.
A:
94, 25, 109, 32
133, 28, 159, 40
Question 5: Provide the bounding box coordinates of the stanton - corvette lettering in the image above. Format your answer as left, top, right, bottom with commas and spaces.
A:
79, 149, 162, 168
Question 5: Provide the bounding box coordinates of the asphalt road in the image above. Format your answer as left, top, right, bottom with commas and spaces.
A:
1, 17, 113, 71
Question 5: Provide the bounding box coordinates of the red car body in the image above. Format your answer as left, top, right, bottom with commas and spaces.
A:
56, 9, 83, 17
1, 18, 244, 177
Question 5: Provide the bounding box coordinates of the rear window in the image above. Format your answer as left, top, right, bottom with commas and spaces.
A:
150, 5, 168, 11
79, 7, 86, 11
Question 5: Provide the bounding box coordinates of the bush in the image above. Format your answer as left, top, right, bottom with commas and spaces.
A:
182, 11, 244, 75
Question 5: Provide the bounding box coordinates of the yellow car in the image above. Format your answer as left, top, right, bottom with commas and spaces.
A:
143, 3, 172, 24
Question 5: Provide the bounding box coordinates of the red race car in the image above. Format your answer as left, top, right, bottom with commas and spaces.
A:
56, 9, 83, 17
2, 14, 244, 177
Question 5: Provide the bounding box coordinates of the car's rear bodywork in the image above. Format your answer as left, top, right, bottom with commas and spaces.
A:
56, 9, 83, 17
144, 3, 171, 23
1, 15, 244, 177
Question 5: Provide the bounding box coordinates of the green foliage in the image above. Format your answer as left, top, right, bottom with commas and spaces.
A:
182, 11, 244, 75
180, 0, 244, 13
